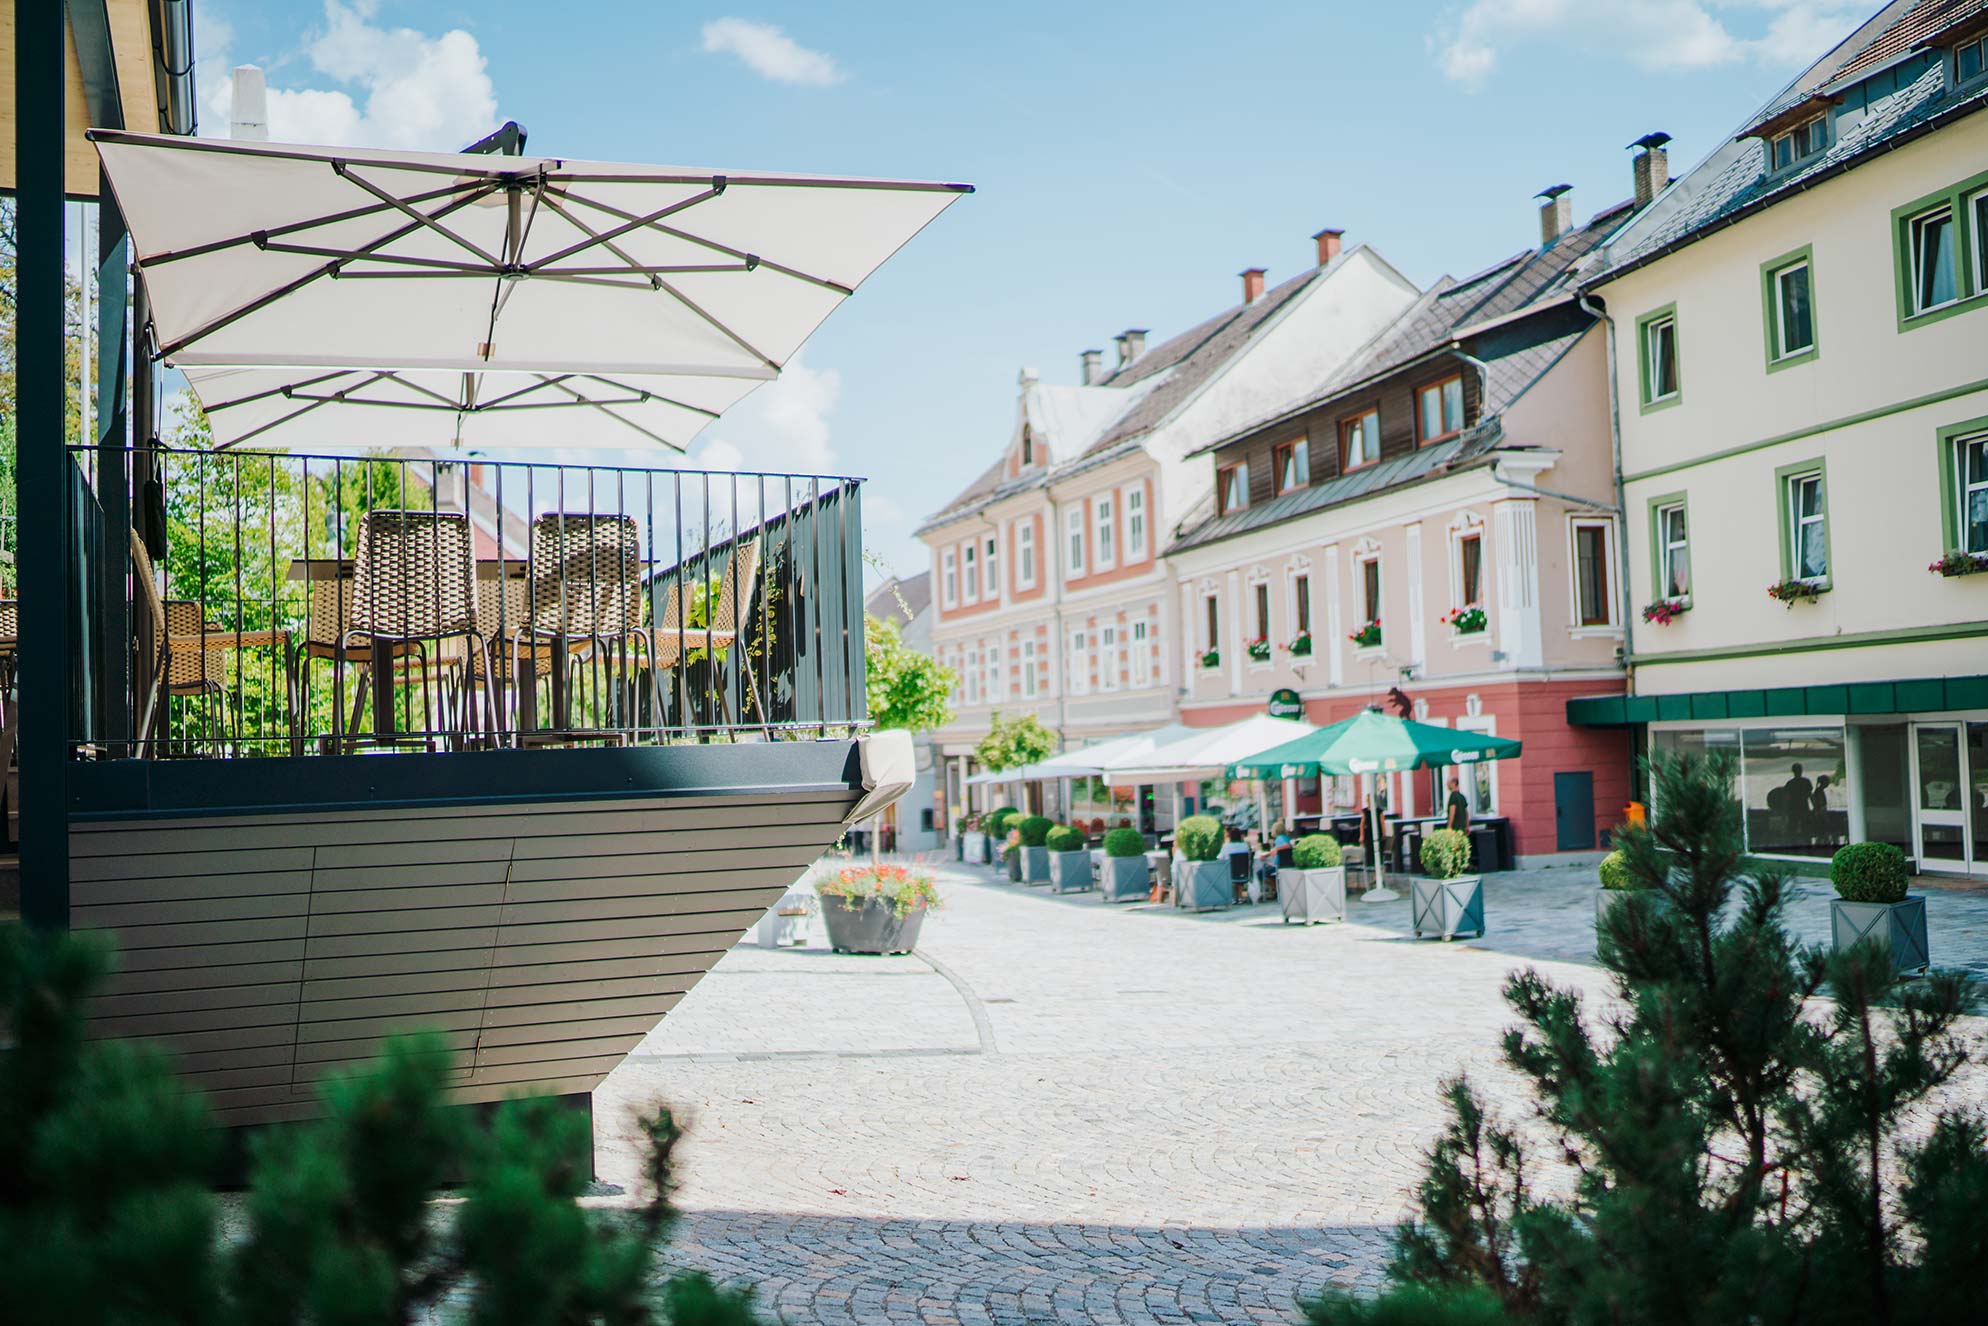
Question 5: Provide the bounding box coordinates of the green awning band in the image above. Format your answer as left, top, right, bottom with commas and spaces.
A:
1566, 674, 1988, 727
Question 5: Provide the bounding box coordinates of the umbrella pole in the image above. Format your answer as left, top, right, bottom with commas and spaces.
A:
1363, 777, 1399, 902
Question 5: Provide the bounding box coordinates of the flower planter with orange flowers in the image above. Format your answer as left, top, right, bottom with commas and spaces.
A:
815, 864, 943, 955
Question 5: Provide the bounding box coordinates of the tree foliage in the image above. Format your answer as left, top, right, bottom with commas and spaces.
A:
0, 925, 761, 1325
863, 610, 953, 735
1309, 752, 1988, 1326
973, 710, 1055, 773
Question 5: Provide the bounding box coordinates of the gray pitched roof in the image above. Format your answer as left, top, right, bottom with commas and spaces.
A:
1171, 437, 1481, 554
867, 571, 932, 622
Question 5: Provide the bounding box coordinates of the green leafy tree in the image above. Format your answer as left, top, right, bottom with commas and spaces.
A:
1309, 752, 1988, 1326
973, 710, 1055, 773
860, 607, 953, 860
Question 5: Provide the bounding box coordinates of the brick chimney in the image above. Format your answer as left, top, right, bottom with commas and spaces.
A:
1240, 267, 1266, 304
1079, 349, 1104, 385
1114, 329, 1148, 368
1536, 184, 1573, 247
1631, 132, 1671, 207
1312, 228, 1344, 267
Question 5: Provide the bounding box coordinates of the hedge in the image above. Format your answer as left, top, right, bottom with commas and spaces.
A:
1045, 825, 1084, 853
1291, 834, 1342, 870
1176, 816, 1224, 862
1831, 841, 1908, 904
1103, 827, 1147, 857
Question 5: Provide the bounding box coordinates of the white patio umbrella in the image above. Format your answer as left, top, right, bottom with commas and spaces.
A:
90, 131, 972, 450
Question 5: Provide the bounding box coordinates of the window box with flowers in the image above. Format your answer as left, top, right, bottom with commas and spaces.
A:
1282, 631, 1313, 659
1245, 637, 1272, 663
1930, 551, 1988, 578
1442, 606, 1487, 636
1766, 578, 1826, 607
1641, 598, 1690, 626
1348, 621, 1382, 650
1200, 647, 1221, 669
816, 863, 944, 954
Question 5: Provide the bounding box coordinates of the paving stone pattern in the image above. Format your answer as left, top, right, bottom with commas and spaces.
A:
596, 860, 1988, 1325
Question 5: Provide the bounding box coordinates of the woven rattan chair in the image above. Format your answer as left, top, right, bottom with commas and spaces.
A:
643, 537, 762, 729
337, 510, 492, 749
509, 513, 647, 742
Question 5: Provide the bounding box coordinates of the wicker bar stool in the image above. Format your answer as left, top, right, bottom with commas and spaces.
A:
337, 510, 492, 749
511, 513, 647, 743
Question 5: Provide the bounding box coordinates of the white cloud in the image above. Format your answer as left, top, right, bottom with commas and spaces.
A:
692, 358, 844, 476
1431, 0, 1868, 90
205, 1, 498, 150
699, 18, 844, 87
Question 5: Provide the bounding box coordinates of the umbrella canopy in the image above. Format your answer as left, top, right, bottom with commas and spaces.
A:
1101, 713, 1315, 783
91, 131, 971, 450
960, 724, 1197, 787
1225, 709, 1522, 779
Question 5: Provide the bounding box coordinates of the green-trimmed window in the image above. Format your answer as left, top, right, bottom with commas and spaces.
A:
1892, 168, 1988, 328
1653, 498, 1691, 598
1763, 250, 1817, 367
1950, 429, 1988, 556
1909, 204, 1960, 314
1637, 306, 1680, 409
1778, 464, 1829, 584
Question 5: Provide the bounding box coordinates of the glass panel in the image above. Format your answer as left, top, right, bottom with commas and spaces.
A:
1792, 474, 1827, 579
1970, 723, 1988, 868
1914, 209, 1957, 311
1741, 726, 1848, 859
1777, 264, 1813, 355
1292, 439, 1308, 486
1773, 135, 1793, 170
1857, 725, 1913, 853
1420, 387, 1442, 440
1254, 584, 1270, 639
1661, 505, 1690, 596
1917, 726, 1962, 812
1295, 576, 1310, 633
1962, 437, 1988, 555
1649, 320, 1678, 398
1362, 559, 1381, 625
1576, 525, 1609, 625
1459, 535, 1482, 605
1959, 38, 1984, 83
1443, 377, 1464, 432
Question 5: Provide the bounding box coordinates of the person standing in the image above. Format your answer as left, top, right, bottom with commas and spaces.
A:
1445, 774, 1471, 833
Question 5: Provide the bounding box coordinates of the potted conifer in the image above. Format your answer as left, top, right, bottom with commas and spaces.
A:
1281, 832, 1346, 924
1174, 815, 1232, 911
1047, 824, 1093, 891
1412, 828, 1485, 940
1017, 814, 1054, 883
1100, 827, 1151, 902
1829, 842, 1928, 975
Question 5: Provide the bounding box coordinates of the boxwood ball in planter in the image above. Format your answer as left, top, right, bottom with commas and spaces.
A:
1412, 828, 1484, 940
1829, 842, 1927, 975
1046, 823, 1093, 892
1282, 833, 1346, 924
1593, 848, 1643, 927
1100, 827, 1151, 902
1174, 815, 1232, 911
816, 864, 943, 955
1017, 815, 1055, 883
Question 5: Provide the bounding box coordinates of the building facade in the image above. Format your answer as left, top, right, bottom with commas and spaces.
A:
865, 572, 948, 855
1572, 0, 1988, 875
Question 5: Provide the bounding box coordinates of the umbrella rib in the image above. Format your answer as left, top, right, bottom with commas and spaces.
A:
537, 377, 687, 451
158, 187, 498, 362
200, 367, 359, 414
255, 242, 501, 275
536, 193, 677, 284
472, 375, 577, 410
523, 183, 724, 273
546, 186, 854, 295
576, 373, 722, 419
334, 161, 507, 268
652, 277, 780, 372
140, 179, 484, 267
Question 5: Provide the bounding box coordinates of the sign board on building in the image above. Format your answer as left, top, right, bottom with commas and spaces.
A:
1267, 688, 1304, 720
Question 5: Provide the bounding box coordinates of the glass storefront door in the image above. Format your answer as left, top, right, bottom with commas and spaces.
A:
1910, 723, 1988, 875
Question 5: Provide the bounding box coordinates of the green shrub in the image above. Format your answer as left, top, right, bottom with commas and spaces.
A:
1598, 849, 1635, 891
1017, 815, 1053, 847
1832, 841, 1908, 904
1420, 828, 1472, 880
985, 807, 1018, 839
1177, 815, 1224, 862
1045, 825, 1084, 852
1103, 827, 1147, 858
1291, 834, 1342, 870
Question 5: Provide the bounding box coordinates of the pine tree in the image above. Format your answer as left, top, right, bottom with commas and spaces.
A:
1308, 752, 1988, 1326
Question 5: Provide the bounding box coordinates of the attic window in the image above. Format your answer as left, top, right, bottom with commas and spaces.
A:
1020, 425, 1034, 466
1958, 33, 1986, 86
1770, 115, 1827, 172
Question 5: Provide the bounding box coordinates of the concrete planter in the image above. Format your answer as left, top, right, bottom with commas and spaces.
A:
1049, 850, 1093, 892
820, 897, 928, 955
964, 833, 989, 865
1021, 845, 1052, 884
1830, 896, 1929, 976
1411, 874, 1485, 940
1281, 867, 1346, 924
1101, 854, 1150, 902
1176, 859, 1233, 912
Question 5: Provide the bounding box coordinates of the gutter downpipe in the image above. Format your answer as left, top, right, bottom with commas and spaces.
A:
1577, 290, 1638, 718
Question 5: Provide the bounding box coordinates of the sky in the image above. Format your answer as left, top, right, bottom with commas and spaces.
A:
190, 0, 1878, 580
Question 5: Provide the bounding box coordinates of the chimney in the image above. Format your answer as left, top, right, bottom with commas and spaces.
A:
1240, 267, 1266, 304
230, 65, 269, 141
1630, 132, 1672, 207
1536, 184, 1573, 247
1114, 328, 1148, 368
1079, 349, 1104, 385
1312, 227, 1344, 267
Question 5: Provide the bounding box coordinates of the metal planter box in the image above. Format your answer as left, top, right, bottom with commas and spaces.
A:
1830, 896, 1929, 975
964, 833, 989, 865
1049, 850, 1093, 892
1411, 875, 1485, 940
820, 897, 928, 955
954, 835, 964, 862
1101, 854, 1151, 902
1006, 850, 1023, 882
1176, 859, 1233, 912
1022, 845, 1052, 884
1281, 867, 1346, 924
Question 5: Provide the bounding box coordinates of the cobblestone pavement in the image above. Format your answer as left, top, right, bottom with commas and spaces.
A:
595, 860, 1988, 1325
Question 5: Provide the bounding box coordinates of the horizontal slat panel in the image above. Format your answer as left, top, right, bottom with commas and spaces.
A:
88, 995, 302, 1039
71, 847, 316, 882
74, 870, 316, 908
108, 915, 310, 951
72, 890, 312, 930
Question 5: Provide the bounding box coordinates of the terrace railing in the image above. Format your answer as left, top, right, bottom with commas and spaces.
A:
58, 445, 869, 759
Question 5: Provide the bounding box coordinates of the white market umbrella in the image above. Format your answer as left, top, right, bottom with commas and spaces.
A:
1099, 713, 1315, 783
91, 131, 972, 450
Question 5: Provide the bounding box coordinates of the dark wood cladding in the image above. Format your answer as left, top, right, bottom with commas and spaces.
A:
70, 784, 862, 1126
1217, 352, 1482, 507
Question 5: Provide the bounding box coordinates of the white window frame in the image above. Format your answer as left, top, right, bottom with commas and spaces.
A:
1068, 629, 1090, 696
1022, 639, 1039, 699
1290, 572, 1312, 642
963, 541, 980, 602
1126, 487, 1147, 561
1656, 501, 1692, 600
987, 640, 1002, 702
1095, 494, 1116, 570
1567, 516, 1621, 635
1908, 203, 1959, 316
984, 533, 1000, 598
1769, 115, 1826, 172
1131, 617, 1150, 687
1098, 623, 1119, 691
1644, 315, 1679, 403
965, 649, 981, 705
1956, 432, 1988, 556
1971, 188, 1988, 302
1771, 259, 1815, 361
941, 548, 958, 608
1448, 514, 1486, 611
1203, 595, 1220, 655
1018, 522, 1036, 588
1787, 470, 1828, 583
1353, 550, 1383, 650
1341, 410, 1381, 470
1066, 506, 1086, 578
1958, 32, 1986, 86
1453, 715, 1501, 815
1220, 463, 1250, 514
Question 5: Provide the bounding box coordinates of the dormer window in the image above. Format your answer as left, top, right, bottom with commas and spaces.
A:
1219, 463, 1250, 515
1020, 424, 1034, 466
1770, 115, 1827, 172
1957, 32, 1985, 86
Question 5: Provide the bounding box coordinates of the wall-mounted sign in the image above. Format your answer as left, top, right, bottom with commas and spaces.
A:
1267, 688, 1304, 721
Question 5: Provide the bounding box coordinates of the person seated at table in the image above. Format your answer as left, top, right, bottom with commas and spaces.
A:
1256, 820, 1291, 887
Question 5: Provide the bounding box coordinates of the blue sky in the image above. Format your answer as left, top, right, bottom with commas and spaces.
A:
193, 1, 1874, 578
